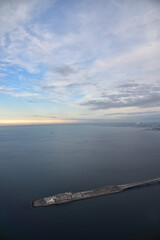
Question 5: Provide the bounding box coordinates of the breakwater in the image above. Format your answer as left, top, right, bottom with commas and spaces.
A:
32, 177, 160, 207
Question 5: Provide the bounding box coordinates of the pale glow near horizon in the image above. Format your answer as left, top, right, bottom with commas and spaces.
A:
0, 119, 77, 126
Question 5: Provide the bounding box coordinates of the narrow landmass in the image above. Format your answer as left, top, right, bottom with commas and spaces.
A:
32, 177, 160, 207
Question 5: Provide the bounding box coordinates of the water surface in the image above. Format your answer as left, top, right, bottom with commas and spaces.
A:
0, 124, 160, 240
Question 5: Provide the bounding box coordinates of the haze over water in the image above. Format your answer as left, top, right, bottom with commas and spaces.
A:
0, 124, 160, 240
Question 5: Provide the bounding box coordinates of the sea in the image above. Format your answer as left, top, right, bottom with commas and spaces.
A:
0, 123, 160, 240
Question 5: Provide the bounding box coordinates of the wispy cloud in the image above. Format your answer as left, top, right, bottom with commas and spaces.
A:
81, 93, 160, 110
6, 91, 40, 98
0, 85, 40, 98
81, 81, 160, 110
0, 85, 17, 91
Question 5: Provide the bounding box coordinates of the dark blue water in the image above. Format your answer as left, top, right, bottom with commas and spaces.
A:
0, 124, 160, 240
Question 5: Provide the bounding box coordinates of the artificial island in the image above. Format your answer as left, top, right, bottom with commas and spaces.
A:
32, 177, 160, 207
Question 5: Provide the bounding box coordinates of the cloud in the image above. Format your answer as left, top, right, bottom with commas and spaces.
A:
0, 0, 37, 35
27, 100, 36, 103
0, 0, 160, 119
1, 0, 160, 76
80, 81, 160, 111
29, 114, 57, 119
54, 64, 78, 76
90, 42, 160, 77
80, 81, 160, 110
0, 85, 40, 98
104, 111, 160, 116
0, 0, 59, 73
41, 85, 57, 91
81, 92, 160, 110
0, 85, 17, 91
6, 91, 40, 98
118, 83, 139, 88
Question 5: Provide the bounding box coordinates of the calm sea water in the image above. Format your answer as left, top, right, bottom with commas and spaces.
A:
0, 124, 160, 240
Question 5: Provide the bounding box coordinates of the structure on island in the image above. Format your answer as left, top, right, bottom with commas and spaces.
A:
32, 177, 160, 207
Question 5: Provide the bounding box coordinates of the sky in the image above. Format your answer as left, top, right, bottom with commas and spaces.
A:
0, 0, 160, 124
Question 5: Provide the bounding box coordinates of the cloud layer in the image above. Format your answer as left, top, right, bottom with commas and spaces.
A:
0, 0, 160, 121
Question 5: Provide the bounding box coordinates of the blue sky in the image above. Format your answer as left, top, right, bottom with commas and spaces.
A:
0, 0, 160, 124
